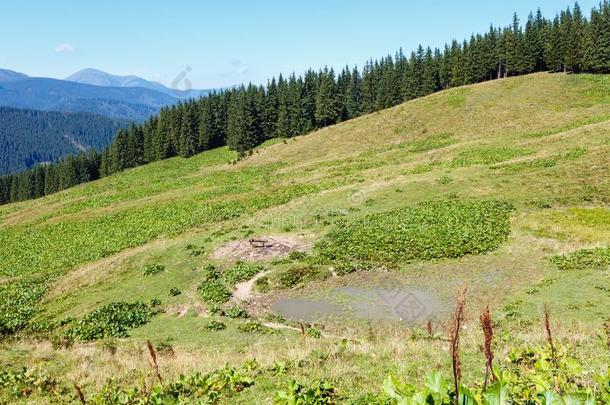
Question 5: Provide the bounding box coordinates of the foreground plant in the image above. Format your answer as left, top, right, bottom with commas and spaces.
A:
449, 288, 467, 405
479, 305, 496, 389
383, 300, 609, 405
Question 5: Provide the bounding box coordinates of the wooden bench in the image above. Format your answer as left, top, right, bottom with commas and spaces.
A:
249, 239, 273, 248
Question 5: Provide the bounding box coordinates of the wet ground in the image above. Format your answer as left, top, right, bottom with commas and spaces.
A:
272, 285, 449, 324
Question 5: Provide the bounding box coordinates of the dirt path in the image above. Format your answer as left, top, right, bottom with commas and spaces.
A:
262, 322, 301, 332
233, 270, 272, 301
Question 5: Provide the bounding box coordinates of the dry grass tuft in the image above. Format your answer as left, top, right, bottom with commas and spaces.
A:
147, 340, 163, 384
449, 287, 467, 405
479, 305, 496, 389
73, 382, 86, 404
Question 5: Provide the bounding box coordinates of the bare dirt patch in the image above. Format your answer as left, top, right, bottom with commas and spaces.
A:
211, 235, 311, 262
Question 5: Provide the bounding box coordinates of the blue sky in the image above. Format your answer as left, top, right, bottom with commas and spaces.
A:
0, 1, 597, 89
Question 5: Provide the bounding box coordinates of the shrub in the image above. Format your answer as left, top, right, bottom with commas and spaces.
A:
143, 264, 165, 276
68, 301, 154, 341
150, 298, 162, 307
198, 280, 231, 304
169, 287, 182, 296
225, 306, 248, 319
204, 319, 226, 331
223, 262, 263, 286
317, 200, 513, 266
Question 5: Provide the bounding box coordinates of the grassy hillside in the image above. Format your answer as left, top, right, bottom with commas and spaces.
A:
0, 73, 609, 403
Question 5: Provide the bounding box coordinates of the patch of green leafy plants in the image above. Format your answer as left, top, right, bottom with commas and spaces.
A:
67, 301, 155, 341
306, 327, 322, 338
143, 264, 165, 276
522, 114, 610, 138
275, 379, 336, 404
0, 368, 68, 402
382, 344, 609, 404
526, 277, 560, 295
492, 158, 557, 173
198, 280, 232, 305
169, 287, 182, 296
223, 262, 263, 286
238, 321, 277, 335
316, 200, 513, 266
185, 243, 205, 257
0, 278, 47, 336
559, 146, 588, 160
204, 319, 227, 331
437, 175, 453, 185
90, 365, 254, 403
409, 163, 435, 174
451, 147, 534, 167
408, 133, 455, 153
275, 266, 329, 289
197, 262, 264, 305
492, 147, 585, 174
550, 247, 610, 271
225, 306, 248, 319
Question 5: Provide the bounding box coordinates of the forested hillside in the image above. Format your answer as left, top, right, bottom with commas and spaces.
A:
2, 1, 609, 205
0, 107, 129, 175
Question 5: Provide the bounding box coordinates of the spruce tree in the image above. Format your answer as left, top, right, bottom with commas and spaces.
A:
565, 3, 586, 73
345, 66, 362, 119
179, 103, 199, 157
315, 68, 339, 127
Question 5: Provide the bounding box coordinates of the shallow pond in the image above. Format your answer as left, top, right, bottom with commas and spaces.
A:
272, 285, 448, 324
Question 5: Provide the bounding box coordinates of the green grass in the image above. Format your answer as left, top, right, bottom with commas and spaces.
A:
451, 146, 534, 167
1, 73, 610, 403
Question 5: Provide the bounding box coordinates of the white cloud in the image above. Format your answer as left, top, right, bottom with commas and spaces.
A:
231, 59, 249, 75
55, 43, 75, 53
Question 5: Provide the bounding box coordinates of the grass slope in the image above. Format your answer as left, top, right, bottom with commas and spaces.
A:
0, 73, 609, 403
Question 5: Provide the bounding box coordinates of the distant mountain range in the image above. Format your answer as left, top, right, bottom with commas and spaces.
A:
0, 68, 217, 122
66, 68, 214, 99
0, 68, 222, 173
